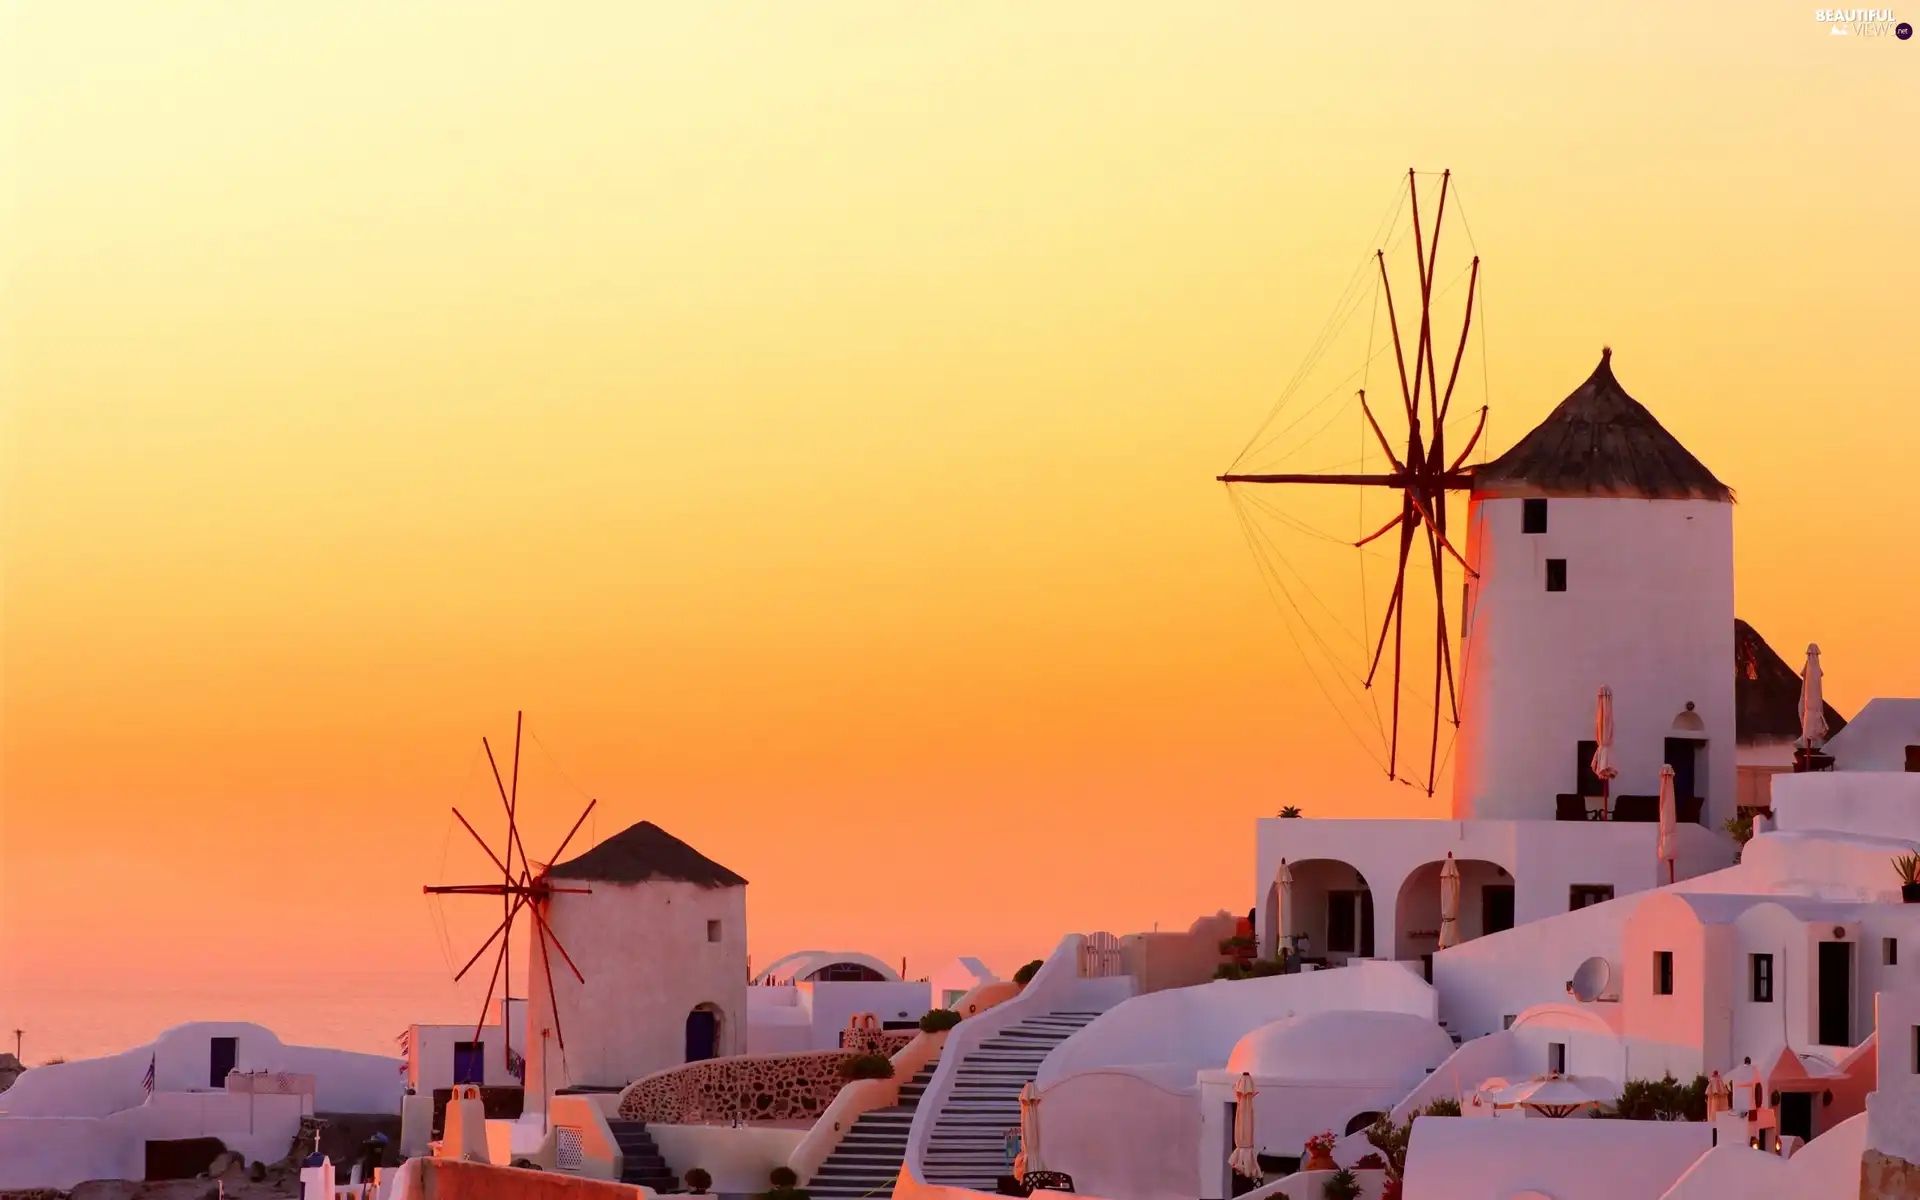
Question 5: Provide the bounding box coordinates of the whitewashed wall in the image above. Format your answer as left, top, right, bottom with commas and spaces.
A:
525, 878, 748, 1106
1, 1022, 401, 1118
1402, 1114, 1710, 1200
1454, 495, 1736, 827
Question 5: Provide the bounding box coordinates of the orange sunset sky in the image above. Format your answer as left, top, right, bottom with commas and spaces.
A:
3, 3, 1917, 1058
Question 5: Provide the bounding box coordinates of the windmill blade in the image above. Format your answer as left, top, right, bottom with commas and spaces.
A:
1436, 258, 1481, 427
505, 712, 534, 881
451, 808, 512, 878
543, 799, 599, 872
1448, 407, 1489, 473
473, 908, 515, 1043
454, 893, 529, 982
534, 918, 568, 1056
482, 737, 519, 883
529, 903, 586, 985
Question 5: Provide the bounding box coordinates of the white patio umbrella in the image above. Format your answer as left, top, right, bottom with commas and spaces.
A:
1230, 1073, 1260, 1180
1438, 854, 1462, 949
1017, 1081, 1044, 1176
1491, 1074, 1614, 1118
1592, 686, 1619, 819
1657, 764, 1678, 885
1799, 644, 1828, 750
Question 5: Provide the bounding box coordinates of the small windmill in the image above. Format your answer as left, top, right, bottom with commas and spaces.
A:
1220, 168, 1486, 794
424, 712, 598, 1065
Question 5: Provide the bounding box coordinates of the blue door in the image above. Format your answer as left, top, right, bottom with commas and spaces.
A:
452, 1041, 486, 1086
685, 1008, 718, 1062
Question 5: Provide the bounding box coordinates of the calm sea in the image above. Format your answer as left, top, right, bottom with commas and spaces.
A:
1, 969, 482, 1065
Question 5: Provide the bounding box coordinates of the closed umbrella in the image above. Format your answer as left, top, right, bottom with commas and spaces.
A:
1230, 1073, 1260, 1180
1800, 644, 1828, 750
1657, 764, 1678, 885
1276, 860, 1295, 961
1017, 1081, 1044, 1177
1592, 686, 1619, 820
1438, 854, 1462, 950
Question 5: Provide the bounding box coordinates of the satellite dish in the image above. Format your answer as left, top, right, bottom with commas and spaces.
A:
1569, 957, 1611, 1003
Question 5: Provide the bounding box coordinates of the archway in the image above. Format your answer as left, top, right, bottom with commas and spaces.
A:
1344, 1110, 1385, 1136
1394, 858, 1513, 963
685, 1003, 722, 1063
1271, 859, 1378, 965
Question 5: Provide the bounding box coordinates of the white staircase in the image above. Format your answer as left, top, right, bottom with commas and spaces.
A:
919, 1010, 1102, 1190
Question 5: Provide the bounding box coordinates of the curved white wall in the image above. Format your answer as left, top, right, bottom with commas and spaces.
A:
1453, 495, 1735, 826
1036, 962, 1437, 1088
1, 1022, 401, 1117
527, 878, 748, 1102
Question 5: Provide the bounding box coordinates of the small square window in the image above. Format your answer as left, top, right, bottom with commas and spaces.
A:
1905, 746, 1920, 773
1545, 559, 1568, 592
1570, 885, 1614, 910
1654, 950, 1674, 995
1751, 953, 1774, 1003
1502, 1014, 1516, 1030
707, 919, 722, 943
1548, 1042, 1567, 1074
1522, 498, 1548, 534
1886, 938, 1899, 967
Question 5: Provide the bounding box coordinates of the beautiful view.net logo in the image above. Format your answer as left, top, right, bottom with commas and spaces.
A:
1813, 8, 1911, 36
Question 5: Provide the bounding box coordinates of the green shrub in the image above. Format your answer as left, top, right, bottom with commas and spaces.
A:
1322, 1168, 1361, 1200
758, 1165, 811, 1200
918, 1008, 961, 1033
684, 1168, 712, 1194
1422, 1098, 1461, 1117
769, 1166, 798, 1188
1013, 960, 1044, 986
1249, 957, 1287, 978
1213, 963, 1248, 981
1597, 1073, 1708, 1121
840, 1053, 894, 1081
1724, 813, 1754, 862
1279, 806, 1304, 818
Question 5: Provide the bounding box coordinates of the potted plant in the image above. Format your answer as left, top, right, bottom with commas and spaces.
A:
1896, 853, 1920, 903
840, 1053, 894, 1081
1321, 1168, 1362, 1200
1013, 960, 1044, 987
1303, 1130, 1339, 1172
684, 1168, 713, 1194
1279, 806, 1304, 818
919, 1008, 962, 1033
760, 1165, 811, 1200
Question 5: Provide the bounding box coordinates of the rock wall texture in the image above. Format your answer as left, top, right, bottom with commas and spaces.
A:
615, 1052, 856, 1125
1861, 1150, 1920, 1199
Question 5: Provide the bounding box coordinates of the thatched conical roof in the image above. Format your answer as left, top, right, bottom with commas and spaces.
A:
548, 820, 747, 888
1734, 619, 1847, 747
1474, 350, 1733, 501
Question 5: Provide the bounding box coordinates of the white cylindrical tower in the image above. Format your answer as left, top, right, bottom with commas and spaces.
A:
1453, 350, 1736, 828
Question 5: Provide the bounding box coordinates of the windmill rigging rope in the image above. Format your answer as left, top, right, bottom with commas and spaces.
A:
1229, 182, 1410, 471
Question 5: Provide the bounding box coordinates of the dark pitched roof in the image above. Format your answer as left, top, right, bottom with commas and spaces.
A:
1734, 619, 1848, 747
1474, 349, 1734, 501
548, 821, 747, 888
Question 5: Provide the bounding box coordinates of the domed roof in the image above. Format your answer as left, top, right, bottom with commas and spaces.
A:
1226, 1010, 1456, 1082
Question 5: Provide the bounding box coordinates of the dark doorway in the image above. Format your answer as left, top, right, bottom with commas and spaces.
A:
209, 1037, 238, 1089
685, 1007, 719, 1062
1328, 890, 1375, 957
1818, 940, 1852, 1046
452, 1041, 485, 1086
1482, 886, 1515, 935
1664, 739, 1700, 801
146, 1138, 227, 1180
1779, 1092, 1814, 1142
1576, 740, 1602, 796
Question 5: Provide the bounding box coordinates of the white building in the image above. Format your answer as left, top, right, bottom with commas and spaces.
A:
0, 1022, 402, 1192
928, 957, 1000, 1011
521, 821, 748, 1114
1250, 354, 1856, 977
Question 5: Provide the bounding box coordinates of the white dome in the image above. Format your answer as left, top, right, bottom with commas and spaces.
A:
1226, 1010, 1456, 1083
